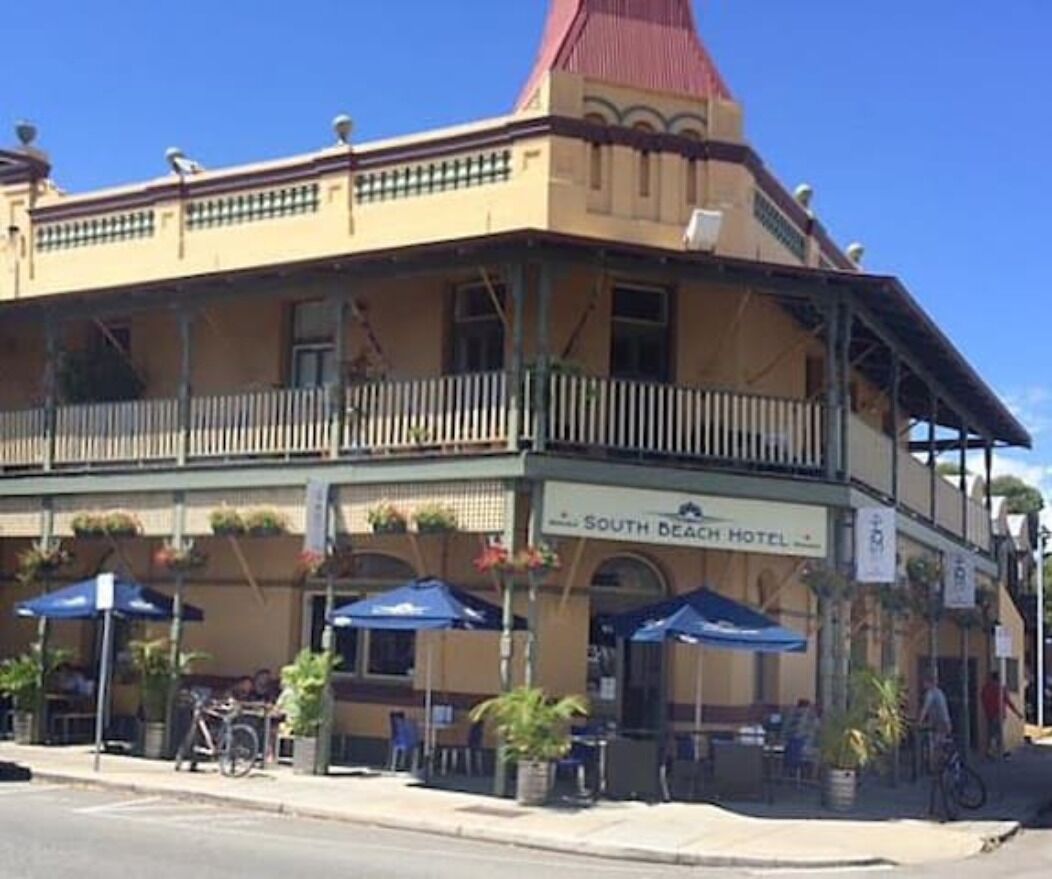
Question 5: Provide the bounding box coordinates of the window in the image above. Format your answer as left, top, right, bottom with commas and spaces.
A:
303, 554, 418, 680
634, 123, 655, 198
451, 282, 505, 374
805, 355, 825, 401
591, 555, 666, 597
1006, 658, 1020, 693
290, 300, 336, 389
610, 284, 670, 382
585, 113, 606, 191
681, 129, 702, 206
308, 594, 359, 674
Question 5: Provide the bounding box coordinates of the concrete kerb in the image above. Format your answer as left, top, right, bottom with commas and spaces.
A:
29, 768, 895, 870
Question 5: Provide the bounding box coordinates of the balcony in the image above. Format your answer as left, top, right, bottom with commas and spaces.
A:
0, 373, 989, 551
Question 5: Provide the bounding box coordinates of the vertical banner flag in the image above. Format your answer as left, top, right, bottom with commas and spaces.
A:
304, 479, 331, 555
943, 552, 976, 609
855, 506, 897, 583
96, 572, 115, 611
994, 625, 1013, 658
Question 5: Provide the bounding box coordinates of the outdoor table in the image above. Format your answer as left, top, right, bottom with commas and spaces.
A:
570, 732, 609, 799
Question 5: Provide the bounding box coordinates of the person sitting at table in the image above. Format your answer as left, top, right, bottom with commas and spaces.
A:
228, 675, 255, 704
251, 668, 279, 704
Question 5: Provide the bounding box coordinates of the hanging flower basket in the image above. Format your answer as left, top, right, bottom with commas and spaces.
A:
16, 542, 72, 586
367, 503, 408, 535
209, 507, 246, 537
514, 544, 562, 578
801, 563, 855, 600
474, 542, 511, 574
153, 540, 208, 574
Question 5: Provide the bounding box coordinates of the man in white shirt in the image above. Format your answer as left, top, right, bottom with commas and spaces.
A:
918, 673, 953, 768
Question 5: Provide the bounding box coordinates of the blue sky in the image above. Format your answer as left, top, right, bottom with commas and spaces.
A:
7, 1, 1051, 499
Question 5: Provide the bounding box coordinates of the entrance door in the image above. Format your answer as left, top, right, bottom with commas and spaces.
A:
918, 657, 979, 751
587, 555, 669, 734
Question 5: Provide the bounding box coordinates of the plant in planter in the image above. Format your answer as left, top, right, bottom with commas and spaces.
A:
128, 639, 207, 759
16, 541, 72, 587
153, 539, 208, 574
801, 562, 856, 601
242, 508, 289, 538
819, 708, 873, 812
278, 649, 340, 775
367, 502, 408, 535
473, 541, 511, 575
0, 645, 72, 744
71, 511, 140, 538
70, 512, 107, 538
407, 425, 432, 447
412, 504, 458, 535
470, 686, 587, 806
209, 507, 246, 537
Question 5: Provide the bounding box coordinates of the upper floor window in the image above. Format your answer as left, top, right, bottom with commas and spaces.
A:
451, 281, 505, 374
585, 113, 607, 191
634, 122, 655, 198
290, 300, 336, 389
681, 129, 702, 205
610, 284, 670, 383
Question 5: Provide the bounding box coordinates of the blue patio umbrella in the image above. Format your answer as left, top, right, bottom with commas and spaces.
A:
16, 577, 204, 622
16, 574, 204, 771
331, 578, 524, 768
608, 587, 806, 731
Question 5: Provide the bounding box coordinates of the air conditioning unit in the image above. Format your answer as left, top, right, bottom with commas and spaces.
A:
683, 208, 724, 252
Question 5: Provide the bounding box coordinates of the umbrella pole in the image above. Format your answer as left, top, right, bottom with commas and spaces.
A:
694, 648, 704, 755
94, 607, 114, 772
165, 571, 185, 757
424, 635, 434, 777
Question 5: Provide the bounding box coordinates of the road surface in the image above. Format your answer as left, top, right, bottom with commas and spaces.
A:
0, 782, 1048, 878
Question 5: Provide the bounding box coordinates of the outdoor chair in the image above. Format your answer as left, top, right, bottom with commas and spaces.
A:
781, 734, 816, 788
388, 712, 421, 772
437, 720, 485, 776
666, 733, 706, 802
711, 741, 766, 801
554, 725, 591, 796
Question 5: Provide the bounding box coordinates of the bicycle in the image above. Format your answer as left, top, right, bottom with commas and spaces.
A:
929, 738, 986, 821
174, 692, 260, 778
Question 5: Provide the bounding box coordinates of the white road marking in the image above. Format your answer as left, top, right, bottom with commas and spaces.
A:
749, 867, 894, 877
73, 796, 165, 814
0, 783, 65, 797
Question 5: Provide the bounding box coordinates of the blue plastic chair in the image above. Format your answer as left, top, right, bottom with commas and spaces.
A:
782, 735, 812, 788
388, 712, 420, 772
555, 725, 592, 796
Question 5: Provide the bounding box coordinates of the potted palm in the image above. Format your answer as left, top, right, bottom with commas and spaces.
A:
278, 649, 339, 775
470, 686, 587, 806
129, 639, 206, 759
819, 708, 872, 811
0, 646, 70, 744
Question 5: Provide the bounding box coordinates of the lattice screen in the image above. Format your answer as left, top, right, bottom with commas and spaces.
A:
185, 488, 307, 536
338, 480, 504, 534
0, 498, 43, 537
53, 493, 174, 537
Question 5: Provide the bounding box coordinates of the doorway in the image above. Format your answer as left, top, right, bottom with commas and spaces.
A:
587, 555, 668, 733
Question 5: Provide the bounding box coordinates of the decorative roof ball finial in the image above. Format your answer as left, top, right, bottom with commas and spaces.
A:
846, 243, 865, 266
793, 183, 813, 210
333, 114, 354, 146
15, 120, 37, 148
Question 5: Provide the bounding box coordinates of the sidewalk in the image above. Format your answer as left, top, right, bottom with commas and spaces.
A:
2, 740, 1050, 869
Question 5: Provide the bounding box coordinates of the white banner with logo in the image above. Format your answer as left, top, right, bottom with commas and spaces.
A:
854, 506, 897, 583
304, 479, 331, 555
942, 552, 976, 609
994, 625, 1013, 658
542, 482, 827, 558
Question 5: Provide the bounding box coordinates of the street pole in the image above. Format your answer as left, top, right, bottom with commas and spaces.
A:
1037, 530, 1047, 730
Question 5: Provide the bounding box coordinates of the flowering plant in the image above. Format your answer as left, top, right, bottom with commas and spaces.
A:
16, 542, 72, 586
514, 544, 561, 573
298, 549, 329, 578
474, 542, 511, 574
153, 540, 207, 573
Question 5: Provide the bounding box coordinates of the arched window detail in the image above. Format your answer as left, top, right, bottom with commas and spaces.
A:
681, 128, 702, 205
590, 554, 667, 597
585, 113, 607, 191
634, 122, 655, 198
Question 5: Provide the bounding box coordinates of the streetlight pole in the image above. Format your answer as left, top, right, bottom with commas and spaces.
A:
1038, 527, 1048, 730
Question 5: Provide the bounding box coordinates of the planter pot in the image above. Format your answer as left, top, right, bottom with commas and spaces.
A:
293, 736, 319, 775
247, 526, 286, 538
73, 530, 107, 540
11, 711, 33, 745
142, 721, 167, 760
825, 768, 857, 812
372, 521, 407, 535
212, 527, 246, 538
416, 524, 456, 536
515, 760, 552, 806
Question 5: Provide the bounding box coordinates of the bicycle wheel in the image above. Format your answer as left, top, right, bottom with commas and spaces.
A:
219, 724, 259, 778
953, 765, 987, 810
938, 770, 960, 821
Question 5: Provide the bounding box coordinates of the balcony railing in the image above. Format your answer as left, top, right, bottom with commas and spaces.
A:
848, 415, 990, 550
0, 373, 991, 551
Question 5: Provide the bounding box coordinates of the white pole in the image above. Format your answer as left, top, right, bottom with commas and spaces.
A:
424, 635, 434, 772
693, 647, 704, 758
1038, 530, 1046, 730
93, 608, 114, 773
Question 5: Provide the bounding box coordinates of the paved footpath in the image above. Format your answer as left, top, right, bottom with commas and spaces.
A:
2, 740, 1050, 870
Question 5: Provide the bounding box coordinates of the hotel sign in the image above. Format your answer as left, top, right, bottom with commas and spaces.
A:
542, 482, 827, 558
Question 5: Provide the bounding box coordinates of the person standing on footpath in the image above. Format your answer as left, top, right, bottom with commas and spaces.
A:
981, 670, 1021, 759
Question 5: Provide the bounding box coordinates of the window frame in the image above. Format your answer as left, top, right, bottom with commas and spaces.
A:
288, 300, 336, 389
609, 282, 673, 383
449, 280, 506, 375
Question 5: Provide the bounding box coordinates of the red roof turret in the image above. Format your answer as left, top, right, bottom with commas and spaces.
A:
516, 0, 731, 110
